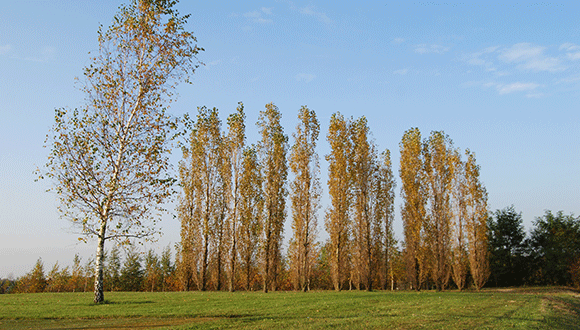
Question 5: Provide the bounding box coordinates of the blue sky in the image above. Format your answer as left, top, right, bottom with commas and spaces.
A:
1, 1, 579, 277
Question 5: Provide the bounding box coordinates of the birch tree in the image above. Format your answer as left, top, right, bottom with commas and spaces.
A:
41, 0, 202, 303
288, 106, 321, 292
257, 103, 288, 292
325, 113, 352, 291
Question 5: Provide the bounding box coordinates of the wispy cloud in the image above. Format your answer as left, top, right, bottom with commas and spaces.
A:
498, 43, 564, 72
296, 73, 316, 83
463, 46, 499, 70
560, 43, 580, 61
243, 7, 273, 24
299, 5, 332, 25
393, 68, 408, 75
497, 82, 540, 95
414, 44, 450, 54
0, 44, 12, 55
393, 38, 405, 44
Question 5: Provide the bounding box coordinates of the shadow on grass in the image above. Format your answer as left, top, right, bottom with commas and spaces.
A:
95, 300, 155, 305
540, 294, 580, 329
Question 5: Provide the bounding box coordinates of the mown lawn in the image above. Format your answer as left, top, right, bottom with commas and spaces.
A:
0, 287, 578, 329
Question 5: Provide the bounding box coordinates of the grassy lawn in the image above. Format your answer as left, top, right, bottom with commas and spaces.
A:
0, 287, 578, 329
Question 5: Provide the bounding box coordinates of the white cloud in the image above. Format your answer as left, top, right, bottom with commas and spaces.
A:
497, 82, 540, 95
244, 11, 260, 18
296, 73, 316, 83
393, 38, 405, 44
464, 47, 499, 70
414, 44, 450, 54
560, 43, 580, 61
393, 68, 408, 75
0, 44, 12, 55
498, 43, 564, 72
559, 43, 580, 51
299, 5, 332, 25
567, 52, 580, 60
243, 8, 273, 24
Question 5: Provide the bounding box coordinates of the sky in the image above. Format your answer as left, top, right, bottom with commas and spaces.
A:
1, 1, 579, 278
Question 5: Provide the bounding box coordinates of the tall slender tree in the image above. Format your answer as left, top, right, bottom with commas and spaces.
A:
463, 150, 489, 290
350, 116, 376, 291
325, 113, 352, 291
400, 127, 427, 291
178, 107, 224, 291
374, 150, 396, 290
257, 103, 288, 293
450, 153, 468, 290
226, 103, 246, 292
238, 146, 263, 290
41, 0, 202, 303
289, 106, 321, 292
424, 131, 456, 291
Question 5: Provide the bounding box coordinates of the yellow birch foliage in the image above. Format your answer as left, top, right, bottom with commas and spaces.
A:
42, 0, 202, 303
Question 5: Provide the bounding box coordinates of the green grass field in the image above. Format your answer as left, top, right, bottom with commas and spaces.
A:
0, 287, 578, 329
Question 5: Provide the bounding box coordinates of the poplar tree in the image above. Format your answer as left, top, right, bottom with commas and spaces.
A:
257, 103, 288, 293
374, 150, 396, 290
238, 146, 263, 290
463, 150, 489, 290
41, 0, 202, 303
451, 153, 468, 290
400, 128, 427, 291
288, 106, 321, 292
350, 116, 376, 291
178, 107, 224, 291
424, 131, 456, 291
325, 113, 352, 291
226, 103, 246, 292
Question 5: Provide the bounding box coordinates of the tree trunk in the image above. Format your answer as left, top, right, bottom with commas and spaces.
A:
93, 221, 107, 303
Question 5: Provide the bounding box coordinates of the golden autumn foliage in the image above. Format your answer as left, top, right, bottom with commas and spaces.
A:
288, 106, 321, 291
257, 103, 288, 293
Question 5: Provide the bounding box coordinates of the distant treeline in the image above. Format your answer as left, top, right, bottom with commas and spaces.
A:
2, 207, 579, 294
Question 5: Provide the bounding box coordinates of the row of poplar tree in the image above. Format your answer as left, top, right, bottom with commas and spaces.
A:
176, 103, 488, 292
